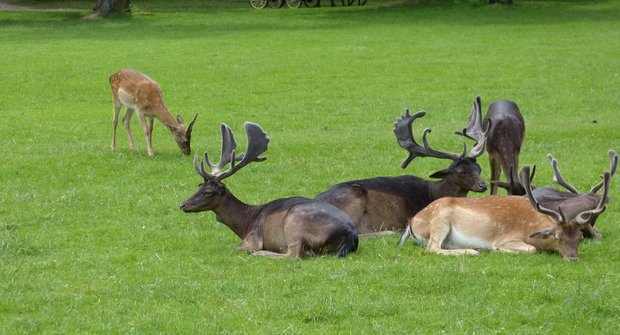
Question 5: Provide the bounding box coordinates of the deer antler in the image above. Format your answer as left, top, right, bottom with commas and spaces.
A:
590, 150, 618, 193
520, 165, 567, 223
547, 154, 580, 194
454, 96, 490, 159
394, 109, 466, 169
576, 171, 611, 225
194, 122, 270, 181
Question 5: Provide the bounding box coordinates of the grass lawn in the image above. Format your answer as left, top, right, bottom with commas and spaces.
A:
1, 0, 619, 333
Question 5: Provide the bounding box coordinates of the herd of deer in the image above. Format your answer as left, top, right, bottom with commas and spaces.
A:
109, 69, 617, 261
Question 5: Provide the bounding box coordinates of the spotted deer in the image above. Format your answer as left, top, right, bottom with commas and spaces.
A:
180, 122, 358, 259
398, 163, 613, 260
109, 69, 198, 156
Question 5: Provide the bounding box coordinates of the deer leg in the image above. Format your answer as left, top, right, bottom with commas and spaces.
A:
250, 250, 291, 259
494, 241, 537, 253
122, 108, 136, 151
147, 115, 154, 146
137, 111, 154, 156
489, 156, 501, 195
111, 100, 121, 150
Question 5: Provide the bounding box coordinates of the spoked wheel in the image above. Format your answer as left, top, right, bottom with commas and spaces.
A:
267, 0, 284, 7
287, 0, 303, 8
250, 0, 268, 9
304, 0, 320, 7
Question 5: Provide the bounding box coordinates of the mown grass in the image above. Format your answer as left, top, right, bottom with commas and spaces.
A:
1, 0, 619, 333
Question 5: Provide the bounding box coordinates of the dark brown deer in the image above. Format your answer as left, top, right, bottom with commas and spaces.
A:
493, 150, 617, 238
180, 122, 358, 259
109, 69, 198, 156
398, 165, 612, 261
315, 109, 488, 235
457, 97, 524, 195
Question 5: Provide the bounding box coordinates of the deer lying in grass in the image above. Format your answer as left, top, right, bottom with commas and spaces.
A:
398, 164, 613, 260
492, 150, 618, 238
456, 97, 524, 195
315, 107, 488, 235
180, 122, 358, 259
109, 69, 198, 156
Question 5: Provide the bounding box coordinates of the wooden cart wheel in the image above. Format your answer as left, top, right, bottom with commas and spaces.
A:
268, 0, 284, 7
286, 0, 303, 8
250, 0, 268, 9
304, 0, 320, 7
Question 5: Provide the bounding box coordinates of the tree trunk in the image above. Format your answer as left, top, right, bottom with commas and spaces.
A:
84, 0, 131, 19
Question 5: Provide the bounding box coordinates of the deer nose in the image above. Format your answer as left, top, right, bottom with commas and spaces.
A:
180, 202, 189, 211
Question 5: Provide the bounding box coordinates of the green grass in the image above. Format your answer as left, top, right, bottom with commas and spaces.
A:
1, 0, 619, 333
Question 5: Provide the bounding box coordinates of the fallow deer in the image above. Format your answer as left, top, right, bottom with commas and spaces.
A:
398, 165, 613, 260
493, 150, 618, 238
456, 97, 524, 195
315, 109, 488, 235
109, 69, 198, 156
180, 122, 358, 259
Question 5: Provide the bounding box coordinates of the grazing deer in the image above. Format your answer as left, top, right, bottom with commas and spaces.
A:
180, 122, 358, 259
398, 165, 612, 260
109, 69, 198, 156
315, 109, 488, 235
456, 97, 524, 195
493, 150, 618, 238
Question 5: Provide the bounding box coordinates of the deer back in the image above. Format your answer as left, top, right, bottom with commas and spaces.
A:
484, 100, 525, 183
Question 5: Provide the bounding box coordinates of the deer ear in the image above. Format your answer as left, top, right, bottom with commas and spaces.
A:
187, 113, 198, 134
429, 168, 450, 179
530, 228, 555, 239
177, 114, 185, 125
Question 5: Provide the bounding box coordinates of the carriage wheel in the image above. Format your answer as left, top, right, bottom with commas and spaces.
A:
250, 0, 268, 9
287, 0, 303, 8
268, 0, 284, 7
304, 0, 320, 7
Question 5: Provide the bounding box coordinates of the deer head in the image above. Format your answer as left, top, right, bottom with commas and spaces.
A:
170, 113, 199, 155
394, 109, 488, 193
520, 165, 612, 260
180, 122, 270, 212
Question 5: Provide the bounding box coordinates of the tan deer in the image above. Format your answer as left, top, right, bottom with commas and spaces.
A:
398, 164, 612, 260
109, 69, 198, 156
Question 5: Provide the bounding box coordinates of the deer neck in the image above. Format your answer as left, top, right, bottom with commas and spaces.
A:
428, 178, 469, 201
211, 191, 260, 240
148, 103, 182, 132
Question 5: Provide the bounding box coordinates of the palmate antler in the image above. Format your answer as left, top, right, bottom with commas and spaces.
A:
194, 122, 270, 182
393, 109, 467, 169
454, 96, 491, 159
